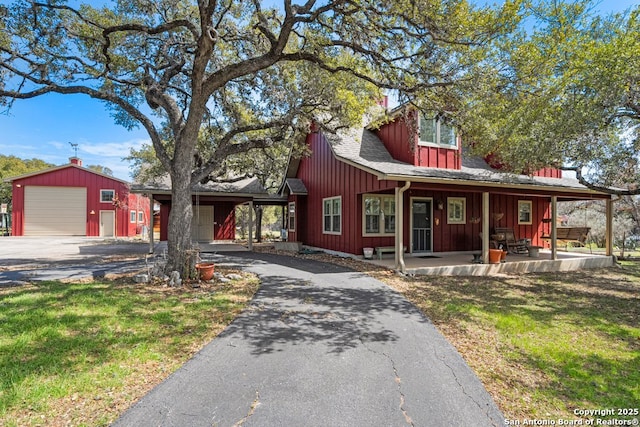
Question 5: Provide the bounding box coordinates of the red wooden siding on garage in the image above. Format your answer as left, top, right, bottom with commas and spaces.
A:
11, 165, 148, 237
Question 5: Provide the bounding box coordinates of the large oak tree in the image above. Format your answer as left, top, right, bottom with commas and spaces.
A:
0, 0, 515, 276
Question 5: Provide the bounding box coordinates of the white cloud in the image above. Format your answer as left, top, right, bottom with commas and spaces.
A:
79, 138, 148, 158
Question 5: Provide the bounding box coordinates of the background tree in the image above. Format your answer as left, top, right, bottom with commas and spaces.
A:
459, 1, 640, 194
0, 155, 53, 208
0, 0, 517, 277
86, 164, 114, 176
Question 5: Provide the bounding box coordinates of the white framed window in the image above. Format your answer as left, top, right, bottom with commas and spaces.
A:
130, 210, 137, 223
447, 197, 466, 224
138, 211, 144, 223
419, 114, 457, 148
288, 202, 296, 231
323, 196, 341, 234
100, 189, 115, 203
363, 194, 395, 235
518, 200, 533, 225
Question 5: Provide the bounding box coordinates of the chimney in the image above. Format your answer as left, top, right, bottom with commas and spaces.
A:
69, 157, 83, 166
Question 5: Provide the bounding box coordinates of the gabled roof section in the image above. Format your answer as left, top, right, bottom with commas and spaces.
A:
319, 128, 608, 195
281, 178, 308, 196
132, 176, 268, 197
3, 163, 130, 185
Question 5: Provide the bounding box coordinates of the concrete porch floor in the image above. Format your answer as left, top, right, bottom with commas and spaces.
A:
363, 250, 615, 276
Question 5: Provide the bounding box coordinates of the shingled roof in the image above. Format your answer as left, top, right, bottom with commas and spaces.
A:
131, 176, 268, 196
320, 128, 600, 194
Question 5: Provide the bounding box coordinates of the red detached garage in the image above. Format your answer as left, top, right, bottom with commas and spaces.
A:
7, 157, 149, 237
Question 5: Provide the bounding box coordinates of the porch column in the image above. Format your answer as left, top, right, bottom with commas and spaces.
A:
248, 201, 254, 251
482, 192, 490, 264
148, 194, 154, 254
396, 181, 411, 272
551, 196, 558, 260
605, 198, 613, 256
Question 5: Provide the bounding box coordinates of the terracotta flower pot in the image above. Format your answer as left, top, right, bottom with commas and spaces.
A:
195, 263, 215, 281
488, 249, 502, 264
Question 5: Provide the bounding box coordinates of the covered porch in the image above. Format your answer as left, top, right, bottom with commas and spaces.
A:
366, 249, 615, 276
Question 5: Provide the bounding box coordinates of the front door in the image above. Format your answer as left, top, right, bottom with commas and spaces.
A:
412, 199, 432, 253
100, 211, 115, 237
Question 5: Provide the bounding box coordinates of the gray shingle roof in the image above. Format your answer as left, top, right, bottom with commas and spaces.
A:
132, 176, 268, 196
325, 129, 598, 193
282, 178, 308, 195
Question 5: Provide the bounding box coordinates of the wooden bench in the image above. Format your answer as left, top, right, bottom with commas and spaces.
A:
542, 227, 590, 249
375, 246, 407, 260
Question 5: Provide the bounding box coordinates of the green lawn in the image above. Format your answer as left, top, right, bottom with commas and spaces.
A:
0, 271, 259, 426
379, 261, 640, 420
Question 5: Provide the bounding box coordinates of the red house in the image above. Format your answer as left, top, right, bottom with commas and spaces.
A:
282, 109, 613, 267
7, 157, 150, 237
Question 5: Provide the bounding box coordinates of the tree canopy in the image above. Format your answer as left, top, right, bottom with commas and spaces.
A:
0, 155, 53, 207
460, 1, 640, 194
0, 0, 517, 276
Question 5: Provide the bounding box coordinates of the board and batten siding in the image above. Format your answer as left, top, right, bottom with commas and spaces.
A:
375, 112, 462, 170
296, 132, 399, 255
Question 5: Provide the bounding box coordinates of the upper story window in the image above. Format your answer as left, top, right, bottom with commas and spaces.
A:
100, 189, 115, 203
419, 114, 457, 148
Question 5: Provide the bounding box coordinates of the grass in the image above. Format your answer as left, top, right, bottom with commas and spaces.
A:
377, 261, 640, 420
0, 269, 259, 427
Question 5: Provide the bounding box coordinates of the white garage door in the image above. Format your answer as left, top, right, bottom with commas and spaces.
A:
24, 186, 87, 236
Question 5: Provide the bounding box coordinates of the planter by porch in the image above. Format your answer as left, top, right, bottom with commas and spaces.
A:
489, 249, 502, 264
528, 246, 542, 258
363, 247, 374, 259
501, 250, 507, 262
195, 262, 215, 281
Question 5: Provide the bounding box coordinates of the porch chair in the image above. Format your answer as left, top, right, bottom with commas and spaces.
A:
494, 227, 529, 254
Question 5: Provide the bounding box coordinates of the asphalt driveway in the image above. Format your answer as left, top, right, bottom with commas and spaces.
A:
113, 252, 504, 427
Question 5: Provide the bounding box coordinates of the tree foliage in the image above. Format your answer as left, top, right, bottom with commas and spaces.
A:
0, 0, 517, 276
460, 1, 640, 193
0, 155, 53, 207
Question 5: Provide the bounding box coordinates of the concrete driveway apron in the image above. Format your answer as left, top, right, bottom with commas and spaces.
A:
113, 252, 504, 427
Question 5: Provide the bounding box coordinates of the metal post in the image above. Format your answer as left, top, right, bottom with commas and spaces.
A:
551, 196, 557, 260
605, 198, 613, 256
148, 195, 154, 254
248, 201, 254, 251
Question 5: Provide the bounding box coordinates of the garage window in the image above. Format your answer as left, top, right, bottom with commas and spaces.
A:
130, 210, 136, 223
100, 189, 115, 203
138, 211, 144, 223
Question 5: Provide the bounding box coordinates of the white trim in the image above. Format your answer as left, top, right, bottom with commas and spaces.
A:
447, 197, 466, 224
322, 195, 342, 235
518, 200, 533, 225
130, 210, 137, 223
100, 189, 115, 203
362, 193, 396, 237
410, 197, 433, 254
138, 211, 144, 223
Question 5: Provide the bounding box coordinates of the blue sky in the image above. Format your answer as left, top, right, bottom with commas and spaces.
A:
0, 0, 637, 181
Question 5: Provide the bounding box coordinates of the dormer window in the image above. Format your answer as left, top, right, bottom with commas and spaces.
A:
419, 114, 457, 148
